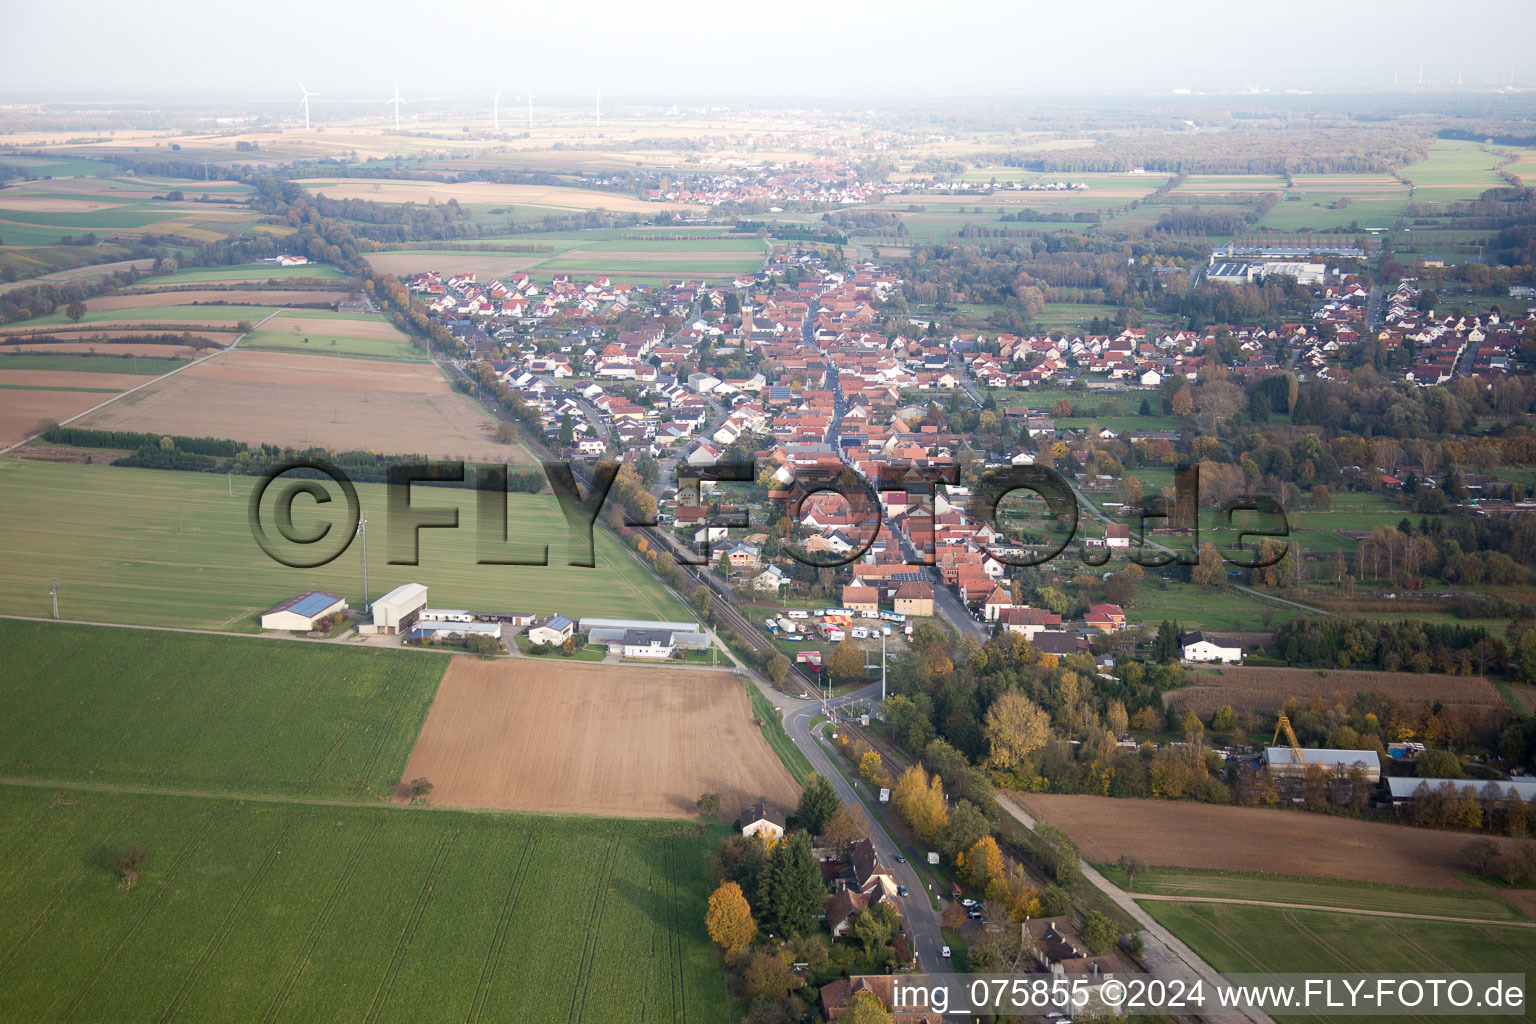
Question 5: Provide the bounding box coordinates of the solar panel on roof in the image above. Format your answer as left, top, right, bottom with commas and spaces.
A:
290, 592, 338, 617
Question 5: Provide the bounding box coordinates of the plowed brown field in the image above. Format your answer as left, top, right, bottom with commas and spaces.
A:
1016, 793, 1520, 887
399, 658, 801, 818
76, 349, 528, 461
85, 290, 349, 310
1166, 665, 1502, 717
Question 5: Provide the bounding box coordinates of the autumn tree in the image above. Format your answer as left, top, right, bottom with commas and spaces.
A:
1115, 853, 1147, 889
961, 835, 1004, 891
821, 802, 866, 856
705, 881, 756, 954
740, 950, 802, 1002
827, 638, 866, 682
105, 844, 146, 887
858, 750, 886, 787
766, 652, 790, 687
1107, 699, 1129, 737
1462, 838, 1500, 879
1171, 389, 1194, 417
843, 991, 894, 1024
891, 765, 948, 845
1191, 542, 1224, 586
696, 792, 720, 819
983, 690, 1052, 770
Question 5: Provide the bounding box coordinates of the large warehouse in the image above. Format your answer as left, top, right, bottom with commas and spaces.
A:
372, 583, 428, 635
260, 591, 347, 631
1264, 747, 1382, 781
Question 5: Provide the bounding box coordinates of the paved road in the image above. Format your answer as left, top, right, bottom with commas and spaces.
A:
998, 794, 1276, 1024
764, 679, 952, 974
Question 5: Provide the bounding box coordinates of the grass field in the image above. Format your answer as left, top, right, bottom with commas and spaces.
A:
1142, 901, 1536, 1024
1400, 141, 1508, 203
0, 619, 444, 798
0, 785, 734, 1024
1099, 865, 1525, 922
0, 353, 190, 374
0, 460, 690, 629
240, 328, 419, 360
747, 683, 815, 784
1124, 580, 1297, 632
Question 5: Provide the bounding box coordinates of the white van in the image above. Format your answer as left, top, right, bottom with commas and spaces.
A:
851, 627, 869, 639
787, 609, 809, 619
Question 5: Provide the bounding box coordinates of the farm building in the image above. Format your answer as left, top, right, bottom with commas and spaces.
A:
1385, 777, 1536, 806
1181, 630, 1243, 663
1263, 747, 1382, 781
260, 591, 347, 631
587, 627, 711, 656
527, 615, 575, 646
409, 619, 502, 642
739, 803, 786, 840
372, 583, 428, 635
622, 629, 675, 659
578, 616, 700, 634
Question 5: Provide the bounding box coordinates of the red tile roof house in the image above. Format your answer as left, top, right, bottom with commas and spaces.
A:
819, 976, 940, 1023
1002, 606, 1063, 639
1084, 603, 1126, 632
842, 584, 879, 613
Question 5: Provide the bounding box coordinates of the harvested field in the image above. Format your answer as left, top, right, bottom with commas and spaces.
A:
0, 369, 153, 390
74, 349, 525, 461
0, 195, 122, 213
0, 327, 238, 345
264, 313, 408, 341
400, 658, 800, 818
0, 389, 117, 447
1165, 665, 1502, 717
84, 289, 349, 310
0, 341, 207, 358
1016, 793, 1520, 889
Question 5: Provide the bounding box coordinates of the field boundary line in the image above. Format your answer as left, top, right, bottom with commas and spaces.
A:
1128, 892, 1536, 928
0, 309, 279, 457
467, 833, 535, 1024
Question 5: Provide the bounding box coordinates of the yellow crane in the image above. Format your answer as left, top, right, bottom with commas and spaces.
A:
1273, 711, 1306, 767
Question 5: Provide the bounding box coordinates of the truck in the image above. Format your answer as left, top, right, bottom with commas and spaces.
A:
851, 626, 869, 639
824, 627, 845, 642
777, 617, 797, 634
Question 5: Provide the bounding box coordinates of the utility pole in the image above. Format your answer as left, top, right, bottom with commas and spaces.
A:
50, 579, 58, 619
357, 518, 370, 612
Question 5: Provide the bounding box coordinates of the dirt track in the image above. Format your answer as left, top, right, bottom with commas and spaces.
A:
1018, 793, 1519, 888
400, 658, 801, 818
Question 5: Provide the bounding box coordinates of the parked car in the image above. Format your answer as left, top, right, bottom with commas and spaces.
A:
898, 884, 909, 897
960, 898, 976, 907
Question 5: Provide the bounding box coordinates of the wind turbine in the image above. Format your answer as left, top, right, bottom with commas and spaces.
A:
492, 90, 501, 132
298, 82, 317, 131
523, 93, 534, 130
388, 85, 405, 132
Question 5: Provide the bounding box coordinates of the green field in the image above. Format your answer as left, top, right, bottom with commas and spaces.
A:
1142, 901, 1536, 1024
0, 353, 190, 374
241, 329, 419, 360
0, 460, 690, 629
1400, 141, 1508, 203
1101, 865, 1525, 922
0, 619, 444, 798
0, 154, 122, 177
132, 263, 349, 285
1124, 580, 1298, 632
0, 785, 733, 1024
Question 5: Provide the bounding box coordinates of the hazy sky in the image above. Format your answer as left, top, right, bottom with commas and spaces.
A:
3, 0, 1534, 100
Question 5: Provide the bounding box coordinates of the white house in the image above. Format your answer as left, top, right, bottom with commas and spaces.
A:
621, 628, 675, 659
739, 803, 786, 840
527, 614, 575, 646
1180, 630, 1243, 663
